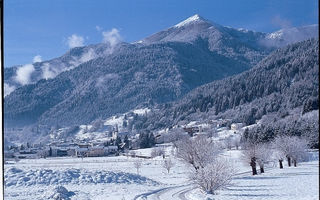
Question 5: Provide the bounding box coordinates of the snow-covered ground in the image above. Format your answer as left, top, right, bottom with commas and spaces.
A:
4, 146, 319, 200
187, 160, 319, 200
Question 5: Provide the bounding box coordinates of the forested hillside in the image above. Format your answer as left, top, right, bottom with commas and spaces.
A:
135, 39, 318, 135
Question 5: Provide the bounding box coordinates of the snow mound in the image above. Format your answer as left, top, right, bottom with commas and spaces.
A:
5, 168, 159, 187
42, 186, 75, 200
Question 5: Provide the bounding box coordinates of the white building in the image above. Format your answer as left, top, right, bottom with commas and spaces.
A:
231, 123, 245, 131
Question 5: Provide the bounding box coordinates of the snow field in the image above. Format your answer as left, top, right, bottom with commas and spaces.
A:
186, 160, 319, 200
4, 146, 319, 200
4, 145, 189, 199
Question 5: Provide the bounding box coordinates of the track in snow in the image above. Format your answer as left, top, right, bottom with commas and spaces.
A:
133, 168, 276, 200
133, 184, 192, 200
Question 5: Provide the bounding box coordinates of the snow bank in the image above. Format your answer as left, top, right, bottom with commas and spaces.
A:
5, 167, 159, 187
42, 186, 75, 200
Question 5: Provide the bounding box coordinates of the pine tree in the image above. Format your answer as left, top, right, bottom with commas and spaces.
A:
149, 133, 156, 147
115, 136, 122, 149
124, 135, 130, 149
139, 133, 149, 148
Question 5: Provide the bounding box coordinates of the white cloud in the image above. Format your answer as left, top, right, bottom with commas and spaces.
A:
68, 48, 97, 69
102, 28, 122, 48
33, 55, 42, 63
4, 83, 16, 97
14, 64, 35, 85
67, 34, 85, 48
79, 48, 96, 63
96, 25, 102, 31
41, 63, 56, 80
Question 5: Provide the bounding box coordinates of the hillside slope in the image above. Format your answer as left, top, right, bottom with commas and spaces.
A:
138, 39, 319, 130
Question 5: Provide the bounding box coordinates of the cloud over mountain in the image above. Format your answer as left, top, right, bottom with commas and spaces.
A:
67, 34, 85, 48
14, 64, 35, 85
33, 55, 42, 63
102, 28, 122, 48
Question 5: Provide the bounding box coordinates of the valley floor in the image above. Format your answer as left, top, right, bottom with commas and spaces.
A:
4, 147, 319, 200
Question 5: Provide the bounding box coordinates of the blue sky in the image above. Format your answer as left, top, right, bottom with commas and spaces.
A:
4, 0, 318, 68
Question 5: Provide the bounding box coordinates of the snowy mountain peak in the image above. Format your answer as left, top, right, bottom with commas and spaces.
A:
263, 24, 319, 47
174, 14, 207, 28
267, 24, 319, 39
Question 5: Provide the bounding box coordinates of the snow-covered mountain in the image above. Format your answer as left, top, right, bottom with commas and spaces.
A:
140, 14, 268, 65
140, 14, 318, 54
3, 15, 319, 143
4, 43, 116, 97
4, 14, 318, 97
141, 14, 266, 43
263, 24, 319, 47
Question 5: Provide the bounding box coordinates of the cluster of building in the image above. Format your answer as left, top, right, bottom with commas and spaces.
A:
183, 119, 245, 136
4, 141, 119, 160
4, 117, 247, 161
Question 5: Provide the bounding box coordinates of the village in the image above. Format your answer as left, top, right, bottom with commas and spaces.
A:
4, 116, 246, 161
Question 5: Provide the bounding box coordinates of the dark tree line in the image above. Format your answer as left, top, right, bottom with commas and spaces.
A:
138, 132, 156, 148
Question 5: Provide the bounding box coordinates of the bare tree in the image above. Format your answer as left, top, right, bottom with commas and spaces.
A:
162, 158, 175, 173
190, 158, 235, 194
133, 159, 142, 174
273, 135, 294, 167
256, 143, 272, 173
171, 131, 189, 148
167, 128, 188, 144
151, 147, 165, 158
241, 142, 258, 175
290, 137, 309, 167
175, 135, 221, 171
176, 136, 234, 194
272, 149, 285, 169
273, 135, 309, 167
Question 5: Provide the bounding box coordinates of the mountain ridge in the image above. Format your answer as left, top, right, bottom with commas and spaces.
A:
4, 15, 318, 96
3, 15, 319, 143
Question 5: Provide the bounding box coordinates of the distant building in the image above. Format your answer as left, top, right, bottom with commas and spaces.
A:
104, 146, 118, 154
231, 123, 245, 131
88, 146, 105, 157
183, 126, 200, 136
53, 148, 68, 157
208, 120, 218, 128
76, 148, 89, 157
15, 149, 38, 159
78, 143, 92, 148
67, 148, 77, 156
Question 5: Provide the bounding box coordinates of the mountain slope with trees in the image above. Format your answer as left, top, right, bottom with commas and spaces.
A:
138, 39, 319, 132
